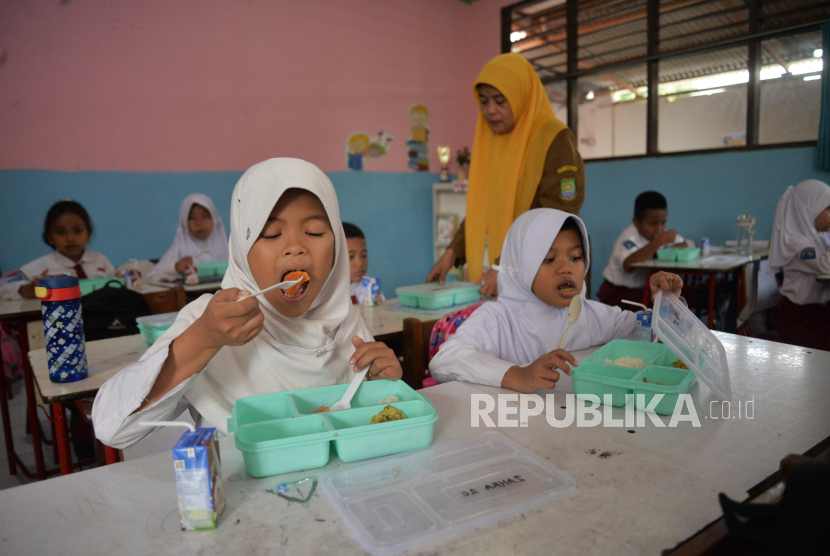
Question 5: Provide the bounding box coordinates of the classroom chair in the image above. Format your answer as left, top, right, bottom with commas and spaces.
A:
143, 286, 186, 314
402, 318, 439, 390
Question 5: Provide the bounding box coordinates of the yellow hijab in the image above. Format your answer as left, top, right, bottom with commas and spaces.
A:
465, 53, 567, 281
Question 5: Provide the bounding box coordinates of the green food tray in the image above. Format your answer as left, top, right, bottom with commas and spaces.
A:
197, 261, 229, 278
79, 277, 126, 296
228, 380, 438, 478
573, 339, 696, 415
656, 247, 700, 262
395, 282, 481, 310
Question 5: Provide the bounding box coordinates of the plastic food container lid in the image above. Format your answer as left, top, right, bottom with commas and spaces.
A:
395, 282, 479, 295
135, 311, 179, 328
652, 291, 731, 400
321, 431, 575, 556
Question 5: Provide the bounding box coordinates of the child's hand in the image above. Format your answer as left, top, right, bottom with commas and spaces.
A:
18, 269, 49, 299
477, 268, 499, 298
349, 336, 402, 381
195, 288, 264, 349
649, 271, 683, 300
175, 256, 194, 274
656, 229, 678, 246
501, 349, 578, 394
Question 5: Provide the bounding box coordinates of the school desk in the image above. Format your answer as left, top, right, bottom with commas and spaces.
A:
4, 330, 830, 556
630, 251, 769, 329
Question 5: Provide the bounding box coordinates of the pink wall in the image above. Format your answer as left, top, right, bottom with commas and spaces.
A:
0, 0, 506, 173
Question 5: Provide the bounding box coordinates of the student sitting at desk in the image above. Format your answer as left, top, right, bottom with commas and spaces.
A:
598, 191, 688, 308
769, 179, 830, 350
429, 208, 683, 393
343, 222, 385, 304
0, 200, 115, 300
146, 194, 229, 283
93, 159, 402, 448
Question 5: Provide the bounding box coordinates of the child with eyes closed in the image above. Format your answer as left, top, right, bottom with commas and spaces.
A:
429, 208, 683, 393
93, 159, 402, 448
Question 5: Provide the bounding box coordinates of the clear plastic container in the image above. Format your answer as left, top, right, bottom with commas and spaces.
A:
227, 381, 437, 478
395, 283, 480, 309
135, 311, 178, 344
321, 432, 576, 556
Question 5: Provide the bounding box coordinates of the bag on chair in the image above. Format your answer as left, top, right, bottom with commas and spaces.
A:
81, 280, 152, 342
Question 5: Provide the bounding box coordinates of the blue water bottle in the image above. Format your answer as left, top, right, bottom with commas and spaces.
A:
35, 275, 89, 383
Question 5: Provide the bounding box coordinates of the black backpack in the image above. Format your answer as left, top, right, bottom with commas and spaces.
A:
81, 280, 152, 341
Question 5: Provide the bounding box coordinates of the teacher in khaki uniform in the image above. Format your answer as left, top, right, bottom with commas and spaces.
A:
427, 53, 585, 296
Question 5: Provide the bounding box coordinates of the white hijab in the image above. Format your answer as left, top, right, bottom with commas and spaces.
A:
152, 193, 229, 274
147, 159, 372, 433
449, 208, 635, 366
768, 180, 830, 275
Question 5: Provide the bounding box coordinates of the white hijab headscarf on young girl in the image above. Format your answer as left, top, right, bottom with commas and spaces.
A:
150, 194, 229, 278
768, 179, 830, 275
140, 159, 372, 433
447, 208, 635, 366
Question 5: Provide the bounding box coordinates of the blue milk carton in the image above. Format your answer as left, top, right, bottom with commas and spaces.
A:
172, 428, 225, 530
362, 276, 382, 307
635, 310, 654, 342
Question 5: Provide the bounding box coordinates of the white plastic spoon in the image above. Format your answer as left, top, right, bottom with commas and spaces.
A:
330, 365, 371, 412
236, 277, 305, 302
557, 295, 583, 349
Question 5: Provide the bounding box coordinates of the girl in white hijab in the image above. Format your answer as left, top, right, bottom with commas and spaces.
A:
768, 179, 830, 350
429, 208, 683, 393
147, 193, 229, 283
94, 159, 402, 448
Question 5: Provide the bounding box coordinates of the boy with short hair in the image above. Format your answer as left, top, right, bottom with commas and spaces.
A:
343, 222, 385, 304
598, 191, 688, 308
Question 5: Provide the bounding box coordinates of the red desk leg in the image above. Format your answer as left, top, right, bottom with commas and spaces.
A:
18, 320, 47, 480
707, 275, 716, 330
52, 402, 72, 475
105, 446, 120, 465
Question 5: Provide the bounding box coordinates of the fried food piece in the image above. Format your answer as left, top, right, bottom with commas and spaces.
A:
370, 405, 406, 424
313, 405, 329, 413
670, 359, 689, 370
284, 271, 310, 296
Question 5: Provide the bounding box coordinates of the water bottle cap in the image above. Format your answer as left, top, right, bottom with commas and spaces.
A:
36, 274, 81, 301
39, 274, 79, 289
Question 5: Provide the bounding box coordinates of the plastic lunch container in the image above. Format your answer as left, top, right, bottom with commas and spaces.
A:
227, 380, 438, 478
395, 283, 480, 310
78, 277, 126, 296
136, 311, 178, 345
656, 247, 700, 262
572, 291, 731, 415
321, 432, 576, 556
196, 261, 229, 278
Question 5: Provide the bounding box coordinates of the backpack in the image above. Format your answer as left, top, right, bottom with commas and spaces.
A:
82, 280, 152, 341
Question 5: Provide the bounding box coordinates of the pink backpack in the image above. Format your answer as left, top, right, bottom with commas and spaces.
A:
422, 301, 485, 387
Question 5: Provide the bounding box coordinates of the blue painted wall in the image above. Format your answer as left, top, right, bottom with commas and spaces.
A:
0, 170, 435, 299
1, 146, 828, 300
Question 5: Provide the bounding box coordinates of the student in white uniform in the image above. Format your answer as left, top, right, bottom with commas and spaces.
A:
429, 208, 683, 393
0, 200, 115, 300
768, 179, 830, 350
146, 194, 229, 283
598, 191, 687, 308
343, 222, 385, 304
93, 159, 402, 449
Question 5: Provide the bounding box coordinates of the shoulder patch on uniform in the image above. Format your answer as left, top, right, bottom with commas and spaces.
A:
801, 247, 816, 260
556, 165, 579, 174
559, 178, 577, 201
623, 241, 637, 250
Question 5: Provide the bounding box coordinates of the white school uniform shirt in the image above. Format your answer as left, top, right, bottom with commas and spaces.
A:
349, 278, 386, 304
767, 180, 830, 305
147, 194, 229, 283
602, 224, 685, 289
430, 209, 637, 388
0, 250, 115, 300
93, 158, 373, 449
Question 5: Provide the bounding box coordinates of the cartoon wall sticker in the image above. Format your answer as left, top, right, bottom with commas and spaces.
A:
406, 103, 430, 171
345, 131, 394, 171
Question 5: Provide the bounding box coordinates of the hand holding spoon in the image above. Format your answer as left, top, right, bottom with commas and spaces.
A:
236, 277, 305, 302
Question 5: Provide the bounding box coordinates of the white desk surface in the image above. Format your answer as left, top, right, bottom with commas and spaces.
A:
358, 298, 459, 336
630, 252, 768, 272
9, 334, 830, 555
0, 297, 41, 321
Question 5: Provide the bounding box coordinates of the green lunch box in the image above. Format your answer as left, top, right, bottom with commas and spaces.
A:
573, 339, 697, 415
136, 312, 178, 345
656, 247, 700, 262
196, 261, 229, 278
79, 277, 126, 296
227, 380, 438, 478
396, 282, 481, 310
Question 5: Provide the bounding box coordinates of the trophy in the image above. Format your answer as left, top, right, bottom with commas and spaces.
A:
437, 146, 451, 182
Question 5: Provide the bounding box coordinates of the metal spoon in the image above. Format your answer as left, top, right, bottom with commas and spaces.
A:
236, 277, 305, 302
557, 295, 583, 349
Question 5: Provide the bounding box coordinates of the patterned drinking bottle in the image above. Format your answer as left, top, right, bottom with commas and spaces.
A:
35, 275, 88, 383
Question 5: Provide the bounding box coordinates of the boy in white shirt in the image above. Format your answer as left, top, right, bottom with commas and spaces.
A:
344, 222, 385, 304
598, 191, 686, 308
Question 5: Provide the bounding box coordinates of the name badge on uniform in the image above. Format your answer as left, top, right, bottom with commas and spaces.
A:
559, 178, 577, 201
801, 247, 816, 260
623, 241, 636, 250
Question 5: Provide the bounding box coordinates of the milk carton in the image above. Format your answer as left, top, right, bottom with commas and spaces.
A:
172, 428, 225, 530
362, 276, 382, 307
